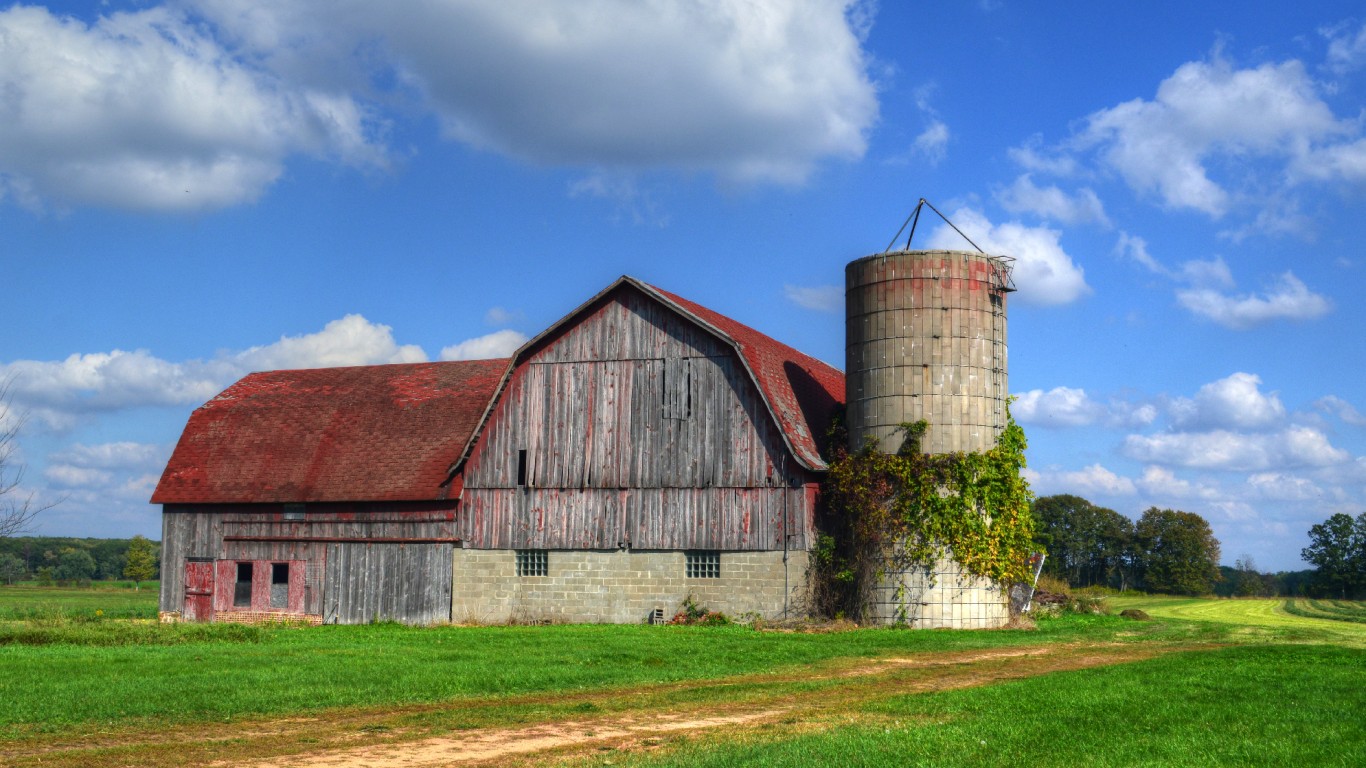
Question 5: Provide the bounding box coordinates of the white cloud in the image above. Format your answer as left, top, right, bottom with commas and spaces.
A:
1025, 463, 1138, 497
0, 314, 427, 429
1177, 257, 1235, 289
236, 315, 425, 371
43, 441, 169, 505
1176, 272, 1332, 329
997, 175, 1109, 226
1324, 20, 1366, 74
1011, 387, 1102, 428
1315, 395, 1366, 427
926, 208, 1089, 306
1076, 54, 1345, 216
1057, 464, 1137, 496
440, 330, 527, 361
1136, 466, 1219, 500
1107, 402, 1159, 429
484, 307, 524, 327
567, 171, 669, 227
43, 464, 111, 488
1009, 135, 1077, 176
1122, 425, 1349, 471
197, 0, 879, 186
1169, 372, 1285, 431
0, 5, 383, 212
49, 442, 166, 471
783, 284, 844, 313
913, 120, 950, 165
1247, 472, 1323, 501
1115, 232, 1165, 275
1291, 138, 1366, 184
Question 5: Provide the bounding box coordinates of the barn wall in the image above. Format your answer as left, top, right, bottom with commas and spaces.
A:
461, 289, 819, 551
159, 503, 458, 625
450, 548, 810, 624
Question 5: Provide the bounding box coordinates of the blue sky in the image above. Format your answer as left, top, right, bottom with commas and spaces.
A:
3, 1, 1364, 573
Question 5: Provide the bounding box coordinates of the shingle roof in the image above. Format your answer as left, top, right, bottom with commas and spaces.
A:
152, 359, 507, 504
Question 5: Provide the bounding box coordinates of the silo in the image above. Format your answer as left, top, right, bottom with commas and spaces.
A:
845, 249, 1012, 455
844, 249, 1016, 628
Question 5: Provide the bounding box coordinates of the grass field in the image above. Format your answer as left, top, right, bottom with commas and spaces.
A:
1105, 593, 1366, 646
1, 588, 1362, 767
0, 583, 159, 620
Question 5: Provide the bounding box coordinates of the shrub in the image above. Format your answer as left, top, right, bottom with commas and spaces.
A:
668, 595, 732, 626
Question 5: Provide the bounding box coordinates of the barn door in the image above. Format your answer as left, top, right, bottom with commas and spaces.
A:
183, 558, 215, 622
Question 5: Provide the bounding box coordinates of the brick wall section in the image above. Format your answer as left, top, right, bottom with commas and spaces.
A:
451, 549, 810, 624
870, 555, 1010, 628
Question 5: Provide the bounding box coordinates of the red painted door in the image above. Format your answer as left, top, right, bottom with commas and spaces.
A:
183, 559, 215, 622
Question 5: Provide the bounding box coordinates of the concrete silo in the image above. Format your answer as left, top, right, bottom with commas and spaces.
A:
845, 248, 1016, 628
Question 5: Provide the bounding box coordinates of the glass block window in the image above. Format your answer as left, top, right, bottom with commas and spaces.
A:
516, 549, 548, 577
685, 550, 720, 579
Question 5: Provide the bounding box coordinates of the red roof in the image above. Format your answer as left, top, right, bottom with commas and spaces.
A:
646, 283, 845, 470
152, 359, 507, 504
154, 278, 847, 507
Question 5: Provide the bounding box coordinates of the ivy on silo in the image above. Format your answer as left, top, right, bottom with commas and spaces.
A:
819, 408, 1037, 618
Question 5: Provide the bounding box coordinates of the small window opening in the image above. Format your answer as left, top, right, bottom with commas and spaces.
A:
270, 563, 289, 609
686, 551, 721, 579
234, 562, 253, 607
282, 503, 305, 521
517, 449, 528, 486
516, 549, 547, 577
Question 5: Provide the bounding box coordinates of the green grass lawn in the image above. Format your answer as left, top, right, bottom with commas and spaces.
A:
0, 613, 1188, 738
587, 643, 1365, 767
2, 590, 1363, 767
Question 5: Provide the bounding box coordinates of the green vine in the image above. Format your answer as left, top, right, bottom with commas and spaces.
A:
816, 406, 1037, 619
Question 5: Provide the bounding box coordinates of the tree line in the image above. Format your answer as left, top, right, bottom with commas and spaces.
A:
0, 536, 160, 588
1031, 495, 1225, 595
1032, 495, 1366, 597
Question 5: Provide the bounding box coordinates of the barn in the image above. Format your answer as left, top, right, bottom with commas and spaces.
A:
153, 276, 844, 625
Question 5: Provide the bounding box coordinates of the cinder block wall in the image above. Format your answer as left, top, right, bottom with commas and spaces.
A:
871, 555, 1010, 628
451, 549, 809, 624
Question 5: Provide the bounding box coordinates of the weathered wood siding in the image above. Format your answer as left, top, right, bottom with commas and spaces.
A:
323, 542, 454, 625
461, 288, 818, 551
160, 503, 457, 624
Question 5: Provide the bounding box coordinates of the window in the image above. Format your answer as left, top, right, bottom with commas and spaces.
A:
686, 551, 720, 579
516, 549, 548, 577
270, 563, 289, 609
517, 449, 528, 486
282, 503, 305, 521
234, 562, 253, 607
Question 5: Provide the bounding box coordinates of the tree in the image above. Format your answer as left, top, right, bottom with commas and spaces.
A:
123, 535, 158, 590
1134, 507, 1221, 595
1301, 512, 1366, 599
1232, 555, 1266, 597
1, 377, 56, 539
1031, 495, 1134, 589
53, 547, 96, 585
0, 552, 25, 585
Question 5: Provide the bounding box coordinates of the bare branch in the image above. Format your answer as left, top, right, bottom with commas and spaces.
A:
1, 375, 55, 538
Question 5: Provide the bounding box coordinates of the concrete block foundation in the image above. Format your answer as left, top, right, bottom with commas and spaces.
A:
451, 548, 809, 624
